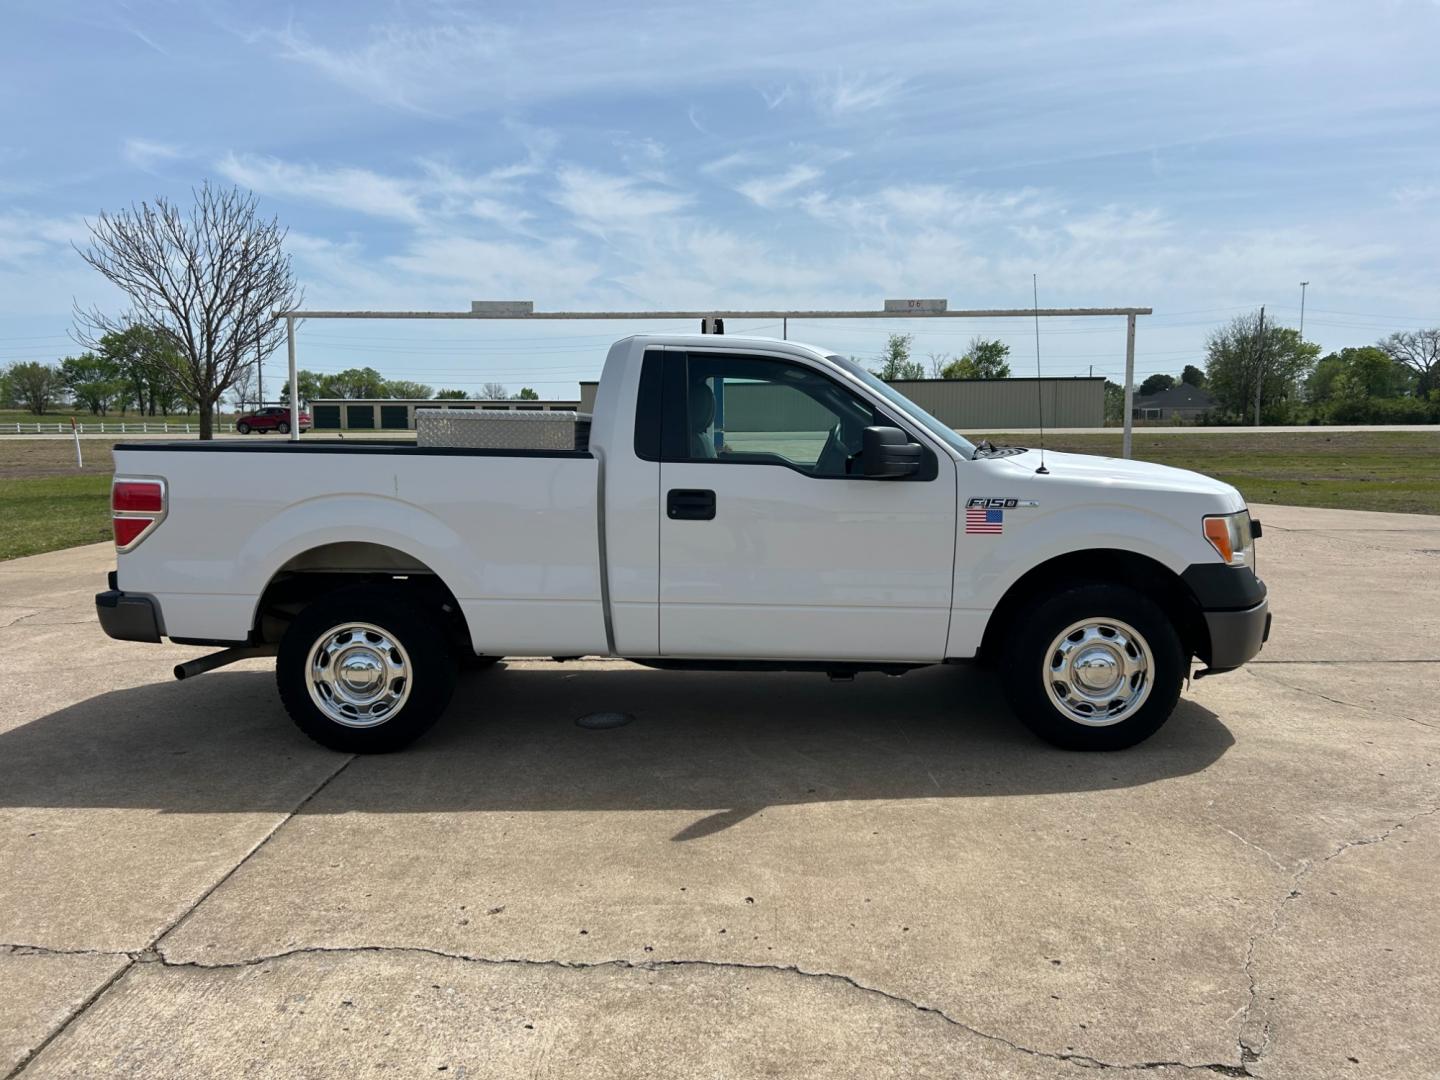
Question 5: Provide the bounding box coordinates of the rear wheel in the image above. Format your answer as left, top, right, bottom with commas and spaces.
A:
999, 583, 1184, 750
277, 585, 457, 753
236, 421, 251, 434
277, 421, 290, 435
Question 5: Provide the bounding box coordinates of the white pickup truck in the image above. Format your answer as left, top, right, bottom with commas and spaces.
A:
97, 334, 1269, 753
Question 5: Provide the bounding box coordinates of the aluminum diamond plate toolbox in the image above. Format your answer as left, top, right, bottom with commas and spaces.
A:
416, 409, 591, 450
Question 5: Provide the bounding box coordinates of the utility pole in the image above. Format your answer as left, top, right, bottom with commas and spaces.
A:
1252, 306, 1266, 427
1298, 281, 1309, 338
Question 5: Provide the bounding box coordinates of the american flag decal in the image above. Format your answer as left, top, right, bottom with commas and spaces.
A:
966, 507, 1004, 534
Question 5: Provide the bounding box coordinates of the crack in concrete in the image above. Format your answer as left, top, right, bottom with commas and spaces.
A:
1214, 826, 1288, 872
147, 943, 1251, 1075
3, 753, 356, 1080
0, 610, 43, 630
0, 944, 134, 959
1234, 804, 1440, 1068
1245, 667, 1440, 731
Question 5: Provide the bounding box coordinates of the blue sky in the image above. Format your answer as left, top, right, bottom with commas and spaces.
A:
3, 0, 1438, 398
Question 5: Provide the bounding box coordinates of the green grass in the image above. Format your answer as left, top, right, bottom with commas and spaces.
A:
0, 473, 113, 560
2, 429, 1437, 561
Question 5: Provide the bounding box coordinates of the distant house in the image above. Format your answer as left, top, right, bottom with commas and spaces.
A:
1132, 385, 1215, 422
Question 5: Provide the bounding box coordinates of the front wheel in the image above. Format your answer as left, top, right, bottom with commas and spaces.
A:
277, 585, 458, 752
999, 583, 1184, 751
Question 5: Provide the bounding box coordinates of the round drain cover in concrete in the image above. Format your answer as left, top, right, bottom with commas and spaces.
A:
576, 711, 634, 730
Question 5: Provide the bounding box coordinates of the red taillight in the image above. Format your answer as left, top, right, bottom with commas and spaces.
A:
113, 481, 164, 513
112, 478, 166, 551
114, 517, 151, 547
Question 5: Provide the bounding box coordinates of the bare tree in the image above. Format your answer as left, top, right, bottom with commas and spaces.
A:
230, 361, 256, 413
75, 183, 300, 439
479, 381, 509, 401
1378, 329, 1439, 398
926, 351, 951, 378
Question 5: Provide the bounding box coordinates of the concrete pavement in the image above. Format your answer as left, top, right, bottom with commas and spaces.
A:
1, 505, 1437, 1078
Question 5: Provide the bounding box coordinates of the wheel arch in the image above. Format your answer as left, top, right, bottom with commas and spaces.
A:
248, 541, 472, 656
979, 548, 1209, 665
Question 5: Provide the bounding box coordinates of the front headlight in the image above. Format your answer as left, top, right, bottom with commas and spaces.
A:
1203, 510, 1254, 567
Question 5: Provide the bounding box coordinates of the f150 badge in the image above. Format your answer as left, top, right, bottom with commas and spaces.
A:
965, 497, 1038, 536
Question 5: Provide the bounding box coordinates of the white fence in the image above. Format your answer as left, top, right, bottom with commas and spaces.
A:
4, 420, 198, 435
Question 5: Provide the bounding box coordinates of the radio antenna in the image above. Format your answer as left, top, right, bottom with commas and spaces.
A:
1032, 274, 1049, 475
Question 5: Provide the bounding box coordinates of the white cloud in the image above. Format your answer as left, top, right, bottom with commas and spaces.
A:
266, 18, 514, 113
216, 153, 426, 222
1392, 182, 1440, 205
701, 151, 755, 175
552, 167, 693, 233
734, 165, 823, 209
811, 71, 906, 118
123, 137, 184, 171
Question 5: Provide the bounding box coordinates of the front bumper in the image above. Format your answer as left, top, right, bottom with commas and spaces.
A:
96, 588, 162, 643
1181, 562, 1271, 672
1202, 599, 1271, 672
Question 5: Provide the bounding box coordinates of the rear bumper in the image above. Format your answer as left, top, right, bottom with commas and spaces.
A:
95, 588, 162, 643
1201, 599, 1271, 672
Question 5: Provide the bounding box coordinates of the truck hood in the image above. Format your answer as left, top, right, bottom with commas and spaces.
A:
995, 448, 1242, 500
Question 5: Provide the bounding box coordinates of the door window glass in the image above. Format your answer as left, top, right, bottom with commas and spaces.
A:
681, 354, 879, 477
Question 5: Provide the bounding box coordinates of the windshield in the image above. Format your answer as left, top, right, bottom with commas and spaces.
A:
827, 354, 976, 458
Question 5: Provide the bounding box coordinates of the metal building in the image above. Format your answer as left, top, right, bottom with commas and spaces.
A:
309, 397, 581, 431
578, 377, 1104, 430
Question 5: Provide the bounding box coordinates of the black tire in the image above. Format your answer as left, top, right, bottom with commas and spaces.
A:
999, 582, 1184, 751
277, 421, 290, 435
277, 585, 457, 753
236, 421, 251, 434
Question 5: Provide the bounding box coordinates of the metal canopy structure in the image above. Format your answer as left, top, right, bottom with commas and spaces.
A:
275, 300, 1152, 455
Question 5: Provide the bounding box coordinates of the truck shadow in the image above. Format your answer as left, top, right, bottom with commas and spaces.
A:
0, 663, 1233, 839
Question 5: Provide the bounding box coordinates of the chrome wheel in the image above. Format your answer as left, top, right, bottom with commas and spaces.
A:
305, 622, 412, 728
1043, 617, 1153, 727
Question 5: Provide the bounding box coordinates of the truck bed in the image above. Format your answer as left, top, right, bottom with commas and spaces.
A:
111, 440, 607, 656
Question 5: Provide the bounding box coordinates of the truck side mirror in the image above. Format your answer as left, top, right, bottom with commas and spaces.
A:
861, 426, 923, 478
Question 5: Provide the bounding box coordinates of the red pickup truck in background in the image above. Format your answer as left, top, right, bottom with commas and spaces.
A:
234, 406, 311, 434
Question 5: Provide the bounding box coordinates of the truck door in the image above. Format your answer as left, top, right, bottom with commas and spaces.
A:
657, 349, 957, 661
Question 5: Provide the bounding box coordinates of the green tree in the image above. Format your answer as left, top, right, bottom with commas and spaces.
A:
1203, 312, 1319, 423
96, 324, 185, 416
1377, 329, 1439, 398
514, 387, 540, 400
1181, 364, 1206, 388
940, 336, 1012, 379
1309, 347, 1406, 405
60, 352, 127, 415
1102, 380, 1126, 424
872, 333, 924, 380
434, 388, 469, 399
1139, 373, 1176, 396
5, 361, 63, 414
279, 369, 326, 404
383, 379, 433, 399
319, 367, 389, 398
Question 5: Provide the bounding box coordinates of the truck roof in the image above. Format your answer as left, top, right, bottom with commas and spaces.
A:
617, 333, 831, 356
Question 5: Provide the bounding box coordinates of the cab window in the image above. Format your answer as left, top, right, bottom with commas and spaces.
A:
671, 352, 886, 478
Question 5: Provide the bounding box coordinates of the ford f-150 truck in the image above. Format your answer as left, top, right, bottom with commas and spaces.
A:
96, 334, 1269, 753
